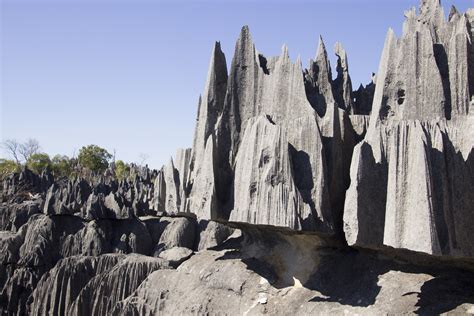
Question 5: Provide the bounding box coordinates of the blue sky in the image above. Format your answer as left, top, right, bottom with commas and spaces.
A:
1, 0, 471, 168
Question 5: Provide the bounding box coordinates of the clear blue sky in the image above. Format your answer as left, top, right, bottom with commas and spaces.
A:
1, 0, 471, 168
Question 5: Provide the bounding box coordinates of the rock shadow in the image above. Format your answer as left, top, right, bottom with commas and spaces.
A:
303, 66, 328, 117
288, 145, 320, 231
414, 271, 474, 314
354, 142, 388, 246
433, 44, 452, 120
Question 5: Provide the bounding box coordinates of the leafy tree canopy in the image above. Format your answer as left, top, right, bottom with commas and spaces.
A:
51, 155, 74, 178
26, 153, 51, 175
114, 160, 130, 180
77, 145, 112, 174
0, 159, 20, 179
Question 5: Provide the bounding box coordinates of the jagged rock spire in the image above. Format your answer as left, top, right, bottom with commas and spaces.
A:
189, 41, 227, 178
184, 41, 228, 217
333, 42, 354, 112
315, 36, 333, 92
224, 25, 258, 157
304, 36, 335, 117
448, 5, 460, 21
419, 0, 441, 16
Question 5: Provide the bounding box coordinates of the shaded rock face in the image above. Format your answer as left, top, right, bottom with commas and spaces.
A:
353, 75, 376, 116
344, 1, 474, 257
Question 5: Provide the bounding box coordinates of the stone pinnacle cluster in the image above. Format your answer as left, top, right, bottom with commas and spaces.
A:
155, 0, 474, 258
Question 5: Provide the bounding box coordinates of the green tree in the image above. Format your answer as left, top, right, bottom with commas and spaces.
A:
51, 155, 73, 178
77, 145, 112, 174
114, 160, 130, 180
0, 159, 20, 179
27, 153, 51, 175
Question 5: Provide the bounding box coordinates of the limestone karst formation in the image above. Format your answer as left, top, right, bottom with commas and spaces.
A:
1, 0, 474, 314
179, 0, 474, 257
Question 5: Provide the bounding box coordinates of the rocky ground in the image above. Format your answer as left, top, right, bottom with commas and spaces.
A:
1, 168, 474, 315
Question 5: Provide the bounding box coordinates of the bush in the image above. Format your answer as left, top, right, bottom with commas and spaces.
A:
0, 159, 20, 179
77, 145, 112, 174
26, 153, 51, 175
51, 155, 74, 178
115, 160, 130, 180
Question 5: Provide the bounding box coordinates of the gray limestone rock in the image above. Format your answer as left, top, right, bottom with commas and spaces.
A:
175, 148, 191, 212
230, 115, 306, 229
187, 42, 227, 185
30, 254, 124, 316
158, 247, 193, 268
0, 199, 42, 232
114, 223, 474, 315
333, 42, 354, 113
353, 75, 376, 115
207, 27, 336, 233
29, 253, 170, 316
1, 1, 474, 314
343, 0, 474, 258
154, 216, 196, 255
68, 254, 170, 315
152, 159, 181, 214
196, 220, 235, 251
183, 136, 218, 219
43, 178, 91, 216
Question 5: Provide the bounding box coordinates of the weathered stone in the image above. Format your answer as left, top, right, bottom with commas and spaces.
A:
1, 1, 474, 314
114, 223, 474, 315
152, 159, 181, 214
230, 116, 304, 229
187, 41, 228, 187
209, 27, 335, 233
197, 220, 235, 251
353, 74, 375, 115
333, 42, 354, 112
30, 254, 123, 316
69, 254, 169, 315
343, 0, 474, 258
0, 199, 42, 232
154, 217, 196, 255
158, 247, 193, 267
183, 136, 217, 219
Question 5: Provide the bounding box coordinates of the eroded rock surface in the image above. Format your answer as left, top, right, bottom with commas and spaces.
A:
343, 0, 474, 258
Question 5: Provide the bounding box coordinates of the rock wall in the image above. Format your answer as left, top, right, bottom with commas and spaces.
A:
343, 0, 474, 257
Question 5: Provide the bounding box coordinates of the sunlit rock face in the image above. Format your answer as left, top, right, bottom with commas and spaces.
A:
343, 0, 474, 257
173, 1, 474, 254
182, 26, 371, 236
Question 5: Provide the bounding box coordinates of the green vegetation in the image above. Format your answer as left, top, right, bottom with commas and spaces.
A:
26, 153, 52, 175
77, 145, 112, 174
0, 159, 20, 179
51, 155, 74, 178
114, 160, 130, 180
2, 139, 147, 180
